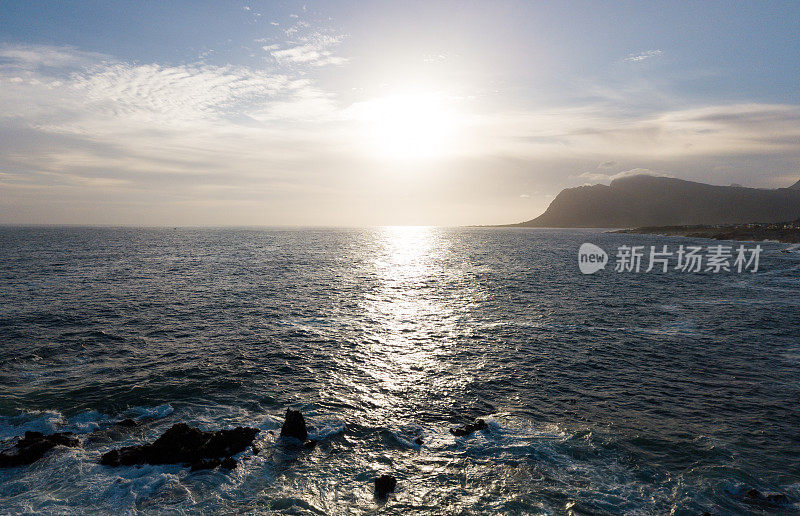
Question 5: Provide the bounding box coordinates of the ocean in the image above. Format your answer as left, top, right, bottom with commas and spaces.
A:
0, 226, 798, 514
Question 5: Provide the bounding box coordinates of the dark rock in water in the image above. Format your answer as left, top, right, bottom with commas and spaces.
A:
280, 409, 307, 442
303, 439, 317, 450
86, 419, 139, 445
100, 423, 259, 468
374, 474, 397, 498
0, 431, 80, 467
450, 419, 488, 437
766, 493, 788, 504
744, 488, 789, 506
189, 457, 238, 471
190, 458, 222, 471
414, 437, 424, 445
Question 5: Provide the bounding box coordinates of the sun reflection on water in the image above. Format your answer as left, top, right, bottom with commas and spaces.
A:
357, 226, 460, 417
321, 225, 485, 425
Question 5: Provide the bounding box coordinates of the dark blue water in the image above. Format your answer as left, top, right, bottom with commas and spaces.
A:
1, 227, 799, 514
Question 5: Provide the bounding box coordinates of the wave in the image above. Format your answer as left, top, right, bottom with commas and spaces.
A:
1, 407, 798, 514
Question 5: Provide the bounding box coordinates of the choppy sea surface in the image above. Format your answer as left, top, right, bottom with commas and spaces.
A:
1, 226, 799, 515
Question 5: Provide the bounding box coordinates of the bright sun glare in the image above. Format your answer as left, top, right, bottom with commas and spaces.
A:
356, 93, 457, 160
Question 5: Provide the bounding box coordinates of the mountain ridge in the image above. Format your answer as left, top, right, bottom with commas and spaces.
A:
510, 175, 800, 228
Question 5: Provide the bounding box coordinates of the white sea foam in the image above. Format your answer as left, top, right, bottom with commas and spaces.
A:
127, 404, 174, 421
0, 410, 65, 439
0, 404, 175, 441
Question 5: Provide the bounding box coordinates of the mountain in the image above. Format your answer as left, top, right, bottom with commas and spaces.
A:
511, 175, 800, 228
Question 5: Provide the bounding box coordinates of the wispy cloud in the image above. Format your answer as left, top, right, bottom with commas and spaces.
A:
422, 53, 450, 63
0, 44, 108, 69
624, 49, 663, 62
469, 103, 800, 159
0, 44, 351, 206
266, 34, 347, 66
579, 168, 668, 183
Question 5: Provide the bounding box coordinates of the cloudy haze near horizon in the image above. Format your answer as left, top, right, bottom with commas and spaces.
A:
1, 1, 799, 226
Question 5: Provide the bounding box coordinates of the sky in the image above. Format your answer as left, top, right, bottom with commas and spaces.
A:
1, 1, 799, 226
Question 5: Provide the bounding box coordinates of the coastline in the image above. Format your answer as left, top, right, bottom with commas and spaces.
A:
613, 223, 800, 244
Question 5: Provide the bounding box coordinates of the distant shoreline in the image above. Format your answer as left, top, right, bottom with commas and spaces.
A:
613, 223, 800, 244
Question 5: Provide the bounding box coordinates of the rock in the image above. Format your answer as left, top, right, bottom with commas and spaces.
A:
190, 458, 222, 471
100, 423, 259, 468
189, 457, 238, 471
0, 431, 80, 467
766, 493, 789, 504
374, 474, 397, 498
85, 418, 139, 445
303, 439, 317, 450
114, 419, 138, 428
279, 409, 307, 442
450, 419, 488, 437
744, 488, 789, 506
414, 437, 424, 445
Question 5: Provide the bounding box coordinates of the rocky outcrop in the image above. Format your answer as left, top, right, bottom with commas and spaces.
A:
279, 409, 308, 442
190, 457, 238, 472
374, 474, 397, 498
114, 419, 138, 429
0, 431, 80, 467
99, 423, 258, 469
450, 419, 488, 437
744, 488, 789, 507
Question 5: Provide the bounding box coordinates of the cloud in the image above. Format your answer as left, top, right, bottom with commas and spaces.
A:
67, 63, 293, 125
267, 34, 347, 67
422, 53, 449, 63
0, 44, 108, 69
468, 103, 800, 160
624, 50, 663, 62
1, 44, 799, 225
579, 168, 668, 183
0, 44, 353, 205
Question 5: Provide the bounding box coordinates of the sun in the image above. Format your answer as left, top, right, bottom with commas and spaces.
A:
354, 93, 457, 160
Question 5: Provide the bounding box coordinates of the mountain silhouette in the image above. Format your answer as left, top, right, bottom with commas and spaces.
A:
511, 175, 800, 228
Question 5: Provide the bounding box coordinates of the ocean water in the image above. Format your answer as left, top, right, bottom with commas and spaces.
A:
1, 226, 799, 515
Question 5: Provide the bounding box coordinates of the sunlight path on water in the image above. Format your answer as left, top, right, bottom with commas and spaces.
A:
329, 226, 478, 424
